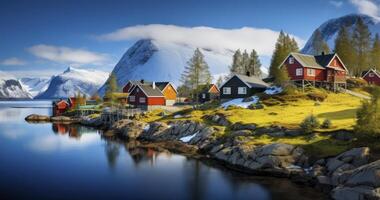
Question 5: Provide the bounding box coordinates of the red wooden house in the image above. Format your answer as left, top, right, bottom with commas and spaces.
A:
128, 83, 166, 109
362, 69, 380, 86
280, 52, 348, 91
52, 100, 70, 116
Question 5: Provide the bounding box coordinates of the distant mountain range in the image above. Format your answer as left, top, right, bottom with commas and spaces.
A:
0, 71, 32, 99
20, 77, 50, 97
98, 39, 233, 95
302, 14, 380, 54
35, 67, 108, 99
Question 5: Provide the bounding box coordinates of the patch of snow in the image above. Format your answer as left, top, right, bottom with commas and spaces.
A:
286, 165, 302, 170
264, 86, 283, 95
143, 124, 150, 131
221, 96, 259, 109
179, 132, 198, 143
174, 114, 182, 119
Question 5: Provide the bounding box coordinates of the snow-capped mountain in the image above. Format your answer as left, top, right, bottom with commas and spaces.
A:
98, 39, 233, 95
19, 77, 50, 97
35, 67, 108, 99
0, 71, 32, 99
302, 14, 380, 54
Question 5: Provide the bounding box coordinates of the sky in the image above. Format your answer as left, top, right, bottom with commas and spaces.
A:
0, 0, 379, 78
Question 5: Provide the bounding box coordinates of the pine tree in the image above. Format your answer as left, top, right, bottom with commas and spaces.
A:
269, 31, 299, 79
230, 49, 243, 74
352, 18, 372, 76
334, 26, 356, 75
105, 73, 118, 102
241, 50, 250, 74
371, 34, 380, 70
216, 76, 224, 87
180, 48, 211, 103
311, 29, 330, 55
274, 65, 290, 86
247, 49, 262, 77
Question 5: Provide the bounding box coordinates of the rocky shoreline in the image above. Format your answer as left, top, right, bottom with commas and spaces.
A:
25, 114, 380, 200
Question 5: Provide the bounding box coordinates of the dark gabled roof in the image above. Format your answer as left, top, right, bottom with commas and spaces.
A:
154, 82, 170, 91
315, 53, 336, 67
133, 84, 164, 97
362, 69, 380, 78
234, 74, 269, 88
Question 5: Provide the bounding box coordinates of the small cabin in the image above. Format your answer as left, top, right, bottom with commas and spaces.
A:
280, 52, 348, 90
52, 100, 70, 116
154, 82, 177, 106
219, 73, 269, 99
198, 84, 220, 103
128, 83, 166, 110
362, 69, 380, 86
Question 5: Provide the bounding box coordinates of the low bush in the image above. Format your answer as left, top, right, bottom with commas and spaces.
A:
307, 91, 328, 101
300, 115, 320, 134
262, 98, 282, 106
347, 78, 368, 89
321, 119, 332, 129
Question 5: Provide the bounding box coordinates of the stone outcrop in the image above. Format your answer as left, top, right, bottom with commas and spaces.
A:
331, 160, 380, 200
25, 114, 50, 122
111, 119, 147, 139
204, 114, 231, 126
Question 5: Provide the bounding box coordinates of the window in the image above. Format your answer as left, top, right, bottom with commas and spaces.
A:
289, 57, 294, 64
129, 96, 135, 102
136, 88, 140, 92
202, 93, 206, 99
139, 97, 146, 103
238, 87, 247, 94
223, 87, 231, 95
369, 73, 374, 77
307, 69, 315, 76
296, 68, 303, 76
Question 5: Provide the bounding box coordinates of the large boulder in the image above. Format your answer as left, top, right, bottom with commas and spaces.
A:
112, 119, 147, 139
25, 114, 50, 122
331, 160, 380, 200
326, 147, 370, 176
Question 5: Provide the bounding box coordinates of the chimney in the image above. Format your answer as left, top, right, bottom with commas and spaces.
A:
246, 71, 251, 77
152, 82, 156, 89
140, 79, 144, 84
321, 51, 325, 56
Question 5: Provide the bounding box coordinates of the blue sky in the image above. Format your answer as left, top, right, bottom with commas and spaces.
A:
0, 0, 378, 78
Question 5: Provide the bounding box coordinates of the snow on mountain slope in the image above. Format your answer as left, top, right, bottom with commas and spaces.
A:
98, 39, 233, 95
35, 67, 108, 99
302, 14, 380, 54
20, 77, 50, 97
0, 71, 32, 99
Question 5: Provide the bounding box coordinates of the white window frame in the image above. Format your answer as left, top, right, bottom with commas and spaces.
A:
202, 93, 206, 99
223, 87, 231, 95
129, 96, 135, 102
139, 97, 146, 103
307, 69, 316, 77
238, 87, 247, 95
296, 68, 303, 76
289, 57, 294, 64
369, 73, 374, 77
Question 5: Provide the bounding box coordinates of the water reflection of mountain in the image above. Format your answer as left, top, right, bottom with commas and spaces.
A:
52, 123, 99, 138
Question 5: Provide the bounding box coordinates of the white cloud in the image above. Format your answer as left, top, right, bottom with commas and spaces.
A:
27, 44, 109, 66
350, 0, 380, 21
0, 57, 26, 66
330, 1, 344, 8
98, 24, 305, 57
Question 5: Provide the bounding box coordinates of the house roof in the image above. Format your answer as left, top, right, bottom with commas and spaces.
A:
199, 84, 219, 93
286, 52, 348, 72
362, 69, 380, 78
133, 84, 164, 97
234, 74, 270, 88
154, 82, 170, 91
53, 99, 69, 105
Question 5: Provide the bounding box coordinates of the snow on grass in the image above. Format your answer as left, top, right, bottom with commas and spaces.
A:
264, 86, 283, 95
221, 96, 259, 109
143, 124, 150, 131
179, 132, 198, 143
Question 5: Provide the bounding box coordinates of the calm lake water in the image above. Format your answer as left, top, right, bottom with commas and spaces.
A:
0, 101, 327, 200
